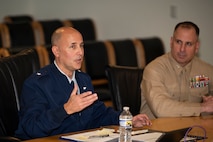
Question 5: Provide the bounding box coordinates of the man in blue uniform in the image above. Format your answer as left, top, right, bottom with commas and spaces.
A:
15, 27, 152, 140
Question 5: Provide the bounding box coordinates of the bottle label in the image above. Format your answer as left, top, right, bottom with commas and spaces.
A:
119, 119, 132, 128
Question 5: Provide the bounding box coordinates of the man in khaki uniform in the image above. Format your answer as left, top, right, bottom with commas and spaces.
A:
140, 21, 213, 119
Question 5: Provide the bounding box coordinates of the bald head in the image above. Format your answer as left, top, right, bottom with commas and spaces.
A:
51, 26, 84, 76
51, 27, 82, 46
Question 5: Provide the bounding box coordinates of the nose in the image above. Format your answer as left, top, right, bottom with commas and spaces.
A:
180, 44, 186, 52
77, 45, 84, 56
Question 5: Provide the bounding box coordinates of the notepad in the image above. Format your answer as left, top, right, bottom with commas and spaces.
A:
60, 128, 119, 142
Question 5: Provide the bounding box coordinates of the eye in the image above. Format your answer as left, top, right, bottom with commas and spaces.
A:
70, 43, 77, 49
176, 39, 182, 45
80, 43, 84, 48
186, 42, 192, 46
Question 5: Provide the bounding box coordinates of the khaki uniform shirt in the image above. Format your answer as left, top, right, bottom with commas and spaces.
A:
140, 52, 213, 119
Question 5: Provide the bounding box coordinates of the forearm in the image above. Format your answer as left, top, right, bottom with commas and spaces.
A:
18, 83, 69, 139
19, 106, 68, 138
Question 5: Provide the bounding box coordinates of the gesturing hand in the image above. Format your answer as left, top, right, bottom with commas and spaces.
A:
64, 84, 98, 114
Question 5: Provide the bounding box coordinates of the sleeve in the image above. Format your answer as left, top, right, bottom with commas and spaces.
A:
91, 101, 120, 127
16, 78, 69, 139
142, 66, 201, 118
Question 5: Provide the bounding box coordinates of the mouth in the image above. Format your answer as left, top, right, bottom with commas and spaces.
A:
177, 53, 186, 59
75, 57, 83, 64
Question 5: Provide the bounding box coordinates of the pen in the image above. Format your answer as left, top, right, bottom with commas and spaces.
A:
88, 134, 109, 139
131, 129, 149, 135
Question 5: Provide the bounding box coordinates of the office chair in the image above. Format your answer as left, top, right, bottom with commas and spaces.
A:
83, 40, 113, 104
0, 48, 10, 58
1, 22, 38, 47
135, 37, 165, 65
106, 39, 138, 67
3, 15, 34, 23
105, 65, 143, 116
32, 19, 65, 45
0, 61, 19, 137
0, 24, 4, 47
0, 137, 21, 142
63, 18, 97, 41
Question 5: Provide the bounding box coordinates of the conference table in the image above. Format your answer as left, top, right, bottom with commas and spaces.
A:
24, 115, 213, 142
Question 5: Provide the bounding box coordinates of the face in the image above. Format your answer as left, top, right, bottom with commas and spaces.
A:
170, 27, 199, 67
52, 28, 84, 77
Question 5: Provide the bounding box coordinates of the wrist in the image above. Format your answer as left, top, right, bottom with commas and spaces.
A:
63, 103, 74, 115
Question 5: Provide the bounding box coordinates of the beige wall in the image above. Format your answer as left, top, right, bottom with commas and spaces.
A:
1, 0, 213, 64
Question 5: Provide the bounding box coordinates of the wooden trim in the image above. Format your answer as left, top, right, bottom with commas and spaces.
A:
104, 41, 116, 65
133, 39, 146, 68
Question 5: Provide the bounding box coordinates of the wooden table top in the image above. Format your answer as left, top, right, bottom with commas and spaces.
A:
24, 115, 213, 142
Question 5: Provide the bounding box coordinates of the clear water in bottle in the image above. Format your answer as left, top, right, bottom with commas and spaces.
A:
119, 106, 133, 142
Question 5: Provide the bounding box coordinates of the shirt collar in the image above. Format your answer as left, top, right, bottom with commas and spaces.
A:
54, 60, 75, 83
168, 52, 192, 75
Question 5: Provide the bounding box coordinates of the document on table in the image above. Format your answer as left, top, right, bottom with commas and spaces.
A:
60, 128, 164, 142
60, 128, 119, 142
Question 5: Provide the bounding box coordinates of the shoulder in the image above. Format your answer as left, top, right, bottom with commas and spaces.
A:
25, 64, 55, 83
193, 56, 213, 67
192, 56, 213, 72
145, 53, 169, 71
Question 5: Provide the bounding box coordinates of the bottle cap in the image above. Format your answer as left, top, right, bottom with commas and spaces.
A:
123, 106, 129, 111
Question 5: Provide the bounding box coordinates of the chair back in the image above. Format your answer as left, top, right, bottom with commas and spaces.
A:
83, 41, 112, 101
1, 22, 38, 47
106, 39, 138, 67
0, 137, 21, 142
105, 65, 143, 116
136, 37, 165, 65
3, 15, 33, 24
33, 20, 65, 45
0, 48, 40, 137
64, 18, 97, 41
0, 24, 4, 47
0, 61, 18, 136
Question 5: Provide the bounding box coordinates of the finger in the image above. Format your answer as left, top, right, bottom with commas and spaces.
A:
134, 114, 149, 121
133, 115, 152, 126
80, 91, 93, 97
81, 93, 98, 104
80, 92, 97, 100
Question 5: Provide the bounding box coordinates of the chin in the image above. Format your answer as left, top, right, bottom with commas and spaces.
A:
75, 66, 82, 70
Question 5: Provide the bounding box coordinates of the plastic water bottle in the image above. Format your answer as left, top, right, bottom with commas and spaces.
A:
119, 106, 133, 142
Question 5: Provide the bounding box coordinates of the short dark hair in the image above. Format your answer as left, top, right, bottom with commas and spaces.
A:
174, 21, 200, 37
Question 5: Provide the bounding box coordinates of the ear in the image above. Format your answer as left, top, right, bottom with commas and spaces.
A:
170, 36, 173, 49
52, 45, 59, 57
195, 40, 200, 54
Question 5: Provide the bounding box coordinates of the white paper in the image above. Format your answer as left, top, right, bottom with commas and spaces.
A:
60, 128, 119, 142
